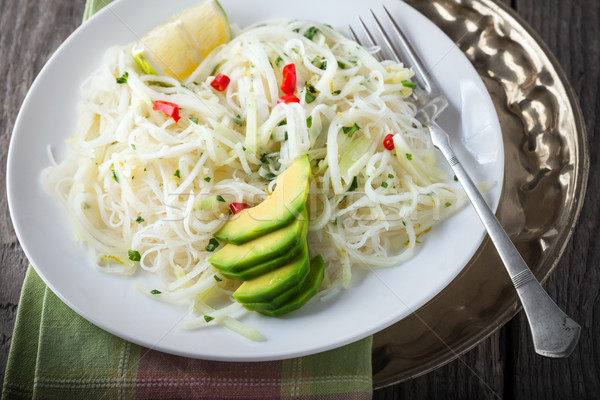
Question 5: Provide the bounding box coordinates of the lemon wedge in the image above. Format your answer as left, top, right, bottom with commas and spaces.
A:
132, 0, 232, 81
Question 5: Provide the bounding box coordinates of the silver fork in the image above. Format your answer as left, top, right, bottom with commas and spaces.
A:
350, 6, 580, 358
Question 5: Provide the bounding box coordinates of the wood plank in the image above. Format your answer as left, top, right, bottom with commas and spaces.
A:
505, 0, 600, 397
0, 0, 86, 386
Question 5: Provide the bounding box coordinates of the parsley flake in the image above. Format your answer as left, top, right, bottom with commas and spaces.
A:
405, 153, 413, 161
204, 177, 211, 182
128, 250, 141, 262
233, 114, 244, 126
388, 173, 394, 179
214, 274, 222, 282
204, 315, 215, 323
189, 117, 199, 124
304, 26, 319, 40
116, 72, 128, 84
305, 91, 316, 104
136, 216, 144, 223
150, 289, 161, 295
174, 169, 181, 178
111, 169, 119, 183
342, 122, 361, 137
205, 238, 219, 252
401, 80, 417, 89
275, 55, 283, 66
454, 175, 458, 182
381, 182, 389, 188
306, 116, 313, 128
216, 195, 225, 202
337, 61, 346, 69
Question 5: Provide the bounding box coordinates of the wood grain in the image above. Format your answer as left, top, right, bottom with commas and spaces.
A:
0, 0, 598, 398
0, 0, 86, 386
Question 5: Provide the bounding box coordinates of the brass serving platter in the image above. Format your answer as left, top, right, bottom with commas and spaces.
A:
372, 0, 589, 387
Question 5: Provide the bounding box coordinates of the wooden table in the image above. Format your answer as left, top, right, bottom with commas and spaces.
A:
1, 1, 598, 398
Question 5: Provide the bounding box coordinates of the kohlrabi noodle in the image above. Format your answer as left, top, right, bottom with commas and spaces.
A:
43, 19, 462, 340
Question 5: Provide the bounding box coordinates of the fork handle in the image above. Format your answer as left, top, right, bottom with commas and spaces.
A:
429, 122, 580, 358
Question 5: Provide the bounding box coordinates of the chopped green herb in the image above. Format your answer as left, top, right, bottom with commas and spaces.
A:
131, 143, 136, 150
189, 117, 199, 124
284, 131, 288, 141
136, 216, 144, 223
263, 173, 277, 181
342, 122, 361, 137
337, 61, 346, 69
232, 114, 244, 126
278, 119, 287, 126
116, 72, 128, 84
275, 55, 283, 66
381, 182, 389, 188
216, 195, 225, 202
401, 80, 417, 89
180, 83, 189, 89
292, 27, 300, 33
131, 176, 135, 180
111, 169, 119, 183
348, 176, 358, 192
388, 173, 394, 179
304, 26, 319, 40
319, 60, 328, 70
210, 62, 222, 76
204, 177, 211, 182
174, 169, 181, 178
205, 238, 219, 252
332, 218, 338, 226
332, 89, 341, 95
445, 202, 452, 207
150, 289, 161, 295
454, 175, 458, 182
260, 153, 270, 164
213, 274, 222, 282
305, 91, 316, 103
128, 250, 141, 262
405, 153, 413, 161
242, 147, 246, 151
306, 116, 313, 128
204, 315, 215, 323
82, 202, 91, 210
306, 83, 317, 93
402, 220, 406, 226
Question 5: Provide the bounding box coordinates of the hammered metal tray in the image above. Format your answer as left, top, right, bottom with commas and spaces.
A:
372, 0, 589, 387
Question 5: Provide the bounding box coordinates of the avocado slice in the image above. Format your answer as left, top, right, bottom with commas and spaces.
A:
244, 255, 325, 317
208, 208, 308, 272
214, 155, 311, 245
217, 237, 306, 281
232, 244, 310, 304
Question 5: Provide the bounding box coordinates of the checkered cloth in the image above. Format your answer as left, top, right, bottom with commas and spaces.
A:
1, 1, 373, 398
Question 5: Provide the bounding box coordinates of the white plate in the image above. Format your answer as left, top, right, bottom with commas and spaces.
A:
7, 0, 503, 361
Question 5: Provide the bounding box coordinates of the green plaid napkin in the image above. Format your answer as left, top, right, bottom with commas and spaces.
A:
2, 1, 373, 399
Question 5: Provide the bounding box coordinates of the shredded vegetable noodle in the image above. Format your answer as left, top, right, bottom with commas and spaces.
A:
43, 19, 462, 339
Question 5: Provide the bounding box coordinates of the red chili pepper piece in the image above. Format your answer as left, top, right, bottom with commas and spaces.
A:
383, 133, 395, 150
152, 100, 181, 123
280, 63, 297, 94
277, 94, 300, 104
230, 202, 250, 214
210, 73, 230, 91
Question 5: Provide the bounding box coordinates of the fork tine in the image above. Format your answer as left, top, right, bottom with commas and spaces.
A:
380, 5, 433, 93
357, 16, 384, 61
367, 10, 402, 64
348, 19, 383, 62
